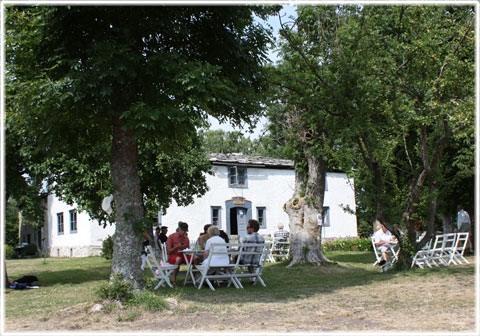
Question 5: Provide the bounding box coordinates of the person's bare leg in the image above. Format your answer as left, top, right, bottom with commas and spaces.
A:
172, 257, 182, 286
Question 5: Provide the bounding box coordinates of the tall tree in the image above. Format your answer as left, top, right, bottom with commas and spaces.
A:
199, 129, 257, 155
6, 5, 279, 289
270, 5, 474, 266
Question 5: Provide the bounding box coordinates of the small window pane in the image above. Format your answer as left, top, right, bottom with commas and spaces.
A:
57, 212, 64, 234
70, 210, 77, 232
257, 207, 266, 229
211, 206, 221, 228
229, 167, 237, 185
237, 167, 246, 185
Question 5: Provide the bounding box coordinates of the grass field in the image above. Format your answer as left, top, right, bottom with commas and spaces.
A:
4, 251, 476, 332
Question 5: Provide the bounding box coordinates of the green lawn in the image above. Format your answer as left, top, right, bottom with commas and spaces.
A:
4, 251, 476, 332
5, 257, 111, 318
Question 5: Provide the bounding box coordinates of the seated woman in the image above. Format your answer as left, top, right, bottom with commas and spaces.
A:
197, 224, 212, 250
202, 225, 229, 266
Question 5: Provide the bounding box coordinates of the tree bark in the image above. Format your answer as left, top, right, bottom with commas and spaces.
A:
284, 145, 329, 267
18, 210, 22, 245
110, 111, 145, 290
442, 214, 452, 234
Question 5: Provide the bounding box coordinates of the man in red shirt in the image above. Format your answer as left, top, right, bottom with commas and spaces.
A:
166, 221, 199, 286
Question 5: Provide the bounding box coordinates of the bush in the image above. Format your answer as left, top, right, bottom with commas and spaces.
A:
323, 237, 371, 252
96, 274, 133, 303
130, 291, 167, 311
4, 244, 15, 258
97, 274, 167, 311
22, 243, 38, 256
101, 235, 113, 260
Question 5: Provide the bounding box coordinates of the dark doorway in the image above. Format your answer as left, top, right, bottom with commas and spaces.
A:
230, 208, 238, 235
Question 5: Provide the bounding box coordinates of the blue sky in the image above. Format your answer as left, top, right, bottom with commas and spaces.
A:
207, 5, 298, 139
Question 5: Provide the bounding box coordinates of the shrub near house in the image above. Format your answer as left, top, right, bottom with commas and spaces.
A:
323, 237, 371, 252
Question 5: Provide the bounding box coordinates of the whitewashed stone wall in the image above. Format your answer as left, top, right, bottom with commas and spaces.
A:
45, 193, 115, 257
44, 166, 357, 257
160, 167, 357, 240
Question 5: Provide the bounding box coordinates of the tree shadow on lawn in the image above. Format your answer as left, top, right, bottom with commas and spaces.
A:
164, 253, 398, 303
166, 252, 475, 305
8, 266, 111, 286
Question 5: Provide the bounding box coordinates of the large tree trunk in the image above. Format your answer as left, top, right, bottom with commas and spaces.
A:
285, 147, 329, 267
398, 122, 451, 267
110, 111, 145, 290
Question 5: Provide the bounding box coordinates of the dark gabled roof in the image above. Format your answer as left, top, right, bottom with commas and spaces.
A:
209, 153, 294, 170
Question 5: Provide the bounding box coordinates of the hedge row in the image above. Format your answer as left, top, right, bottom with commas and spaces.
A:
322, 237, 372, 252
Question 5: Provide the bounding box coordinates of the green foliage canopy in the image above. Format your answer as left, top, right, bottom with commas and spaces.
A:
270, 5, 474, 242
6, 5, 279, 222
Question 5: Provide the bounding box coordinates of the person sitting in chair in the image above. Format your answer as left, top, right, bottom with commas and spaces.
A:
238, 219, 265, 284
201, 226, 229, 266
373, 224, 397, 270
166, 221, 200, 286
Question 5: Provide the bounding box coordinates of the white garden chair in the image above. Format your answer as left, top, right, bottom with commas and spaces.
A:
451, 232, 470, 265
195, 243, 243, 291
145, 246, 178, 289
235, 242, 271, 287
428, 233, 456, 266
270, 237, 290, 262
411, 237, 433, 269
424, 234, 445, 267
264, 237, 275, 263
437, 233, 457, 266
371, 236, 399, 266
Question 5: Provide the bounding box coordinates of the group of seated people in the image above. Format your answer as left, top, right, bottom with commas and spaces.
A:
150, 219, 265, 287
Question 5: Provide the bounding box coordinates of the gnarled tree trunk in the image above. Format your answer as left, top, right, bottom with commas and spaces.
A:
110, 111, 145, 290
285, 146, 329, 267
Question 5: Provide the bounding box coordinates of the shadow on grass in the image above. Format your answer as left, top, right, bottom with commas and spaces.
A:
158, 252, 475, 305
8, 266, 112, 286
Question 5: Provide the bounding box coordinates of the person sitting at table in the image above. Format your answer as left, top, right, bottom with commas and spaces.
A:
230, 219, 264, 284
197, 224, 212, 250
166, 221, 200, 286
219, 229, 229, 243
202, 226, 229, 266
373, 224, 397, 270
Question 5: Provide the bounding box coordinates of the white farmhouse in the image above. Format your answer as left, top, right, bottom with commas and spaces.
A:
39, 153, 357, 257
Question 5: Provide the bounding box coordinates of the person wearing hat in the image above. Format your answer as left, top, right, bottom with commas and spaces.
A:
166, 221, 199, 286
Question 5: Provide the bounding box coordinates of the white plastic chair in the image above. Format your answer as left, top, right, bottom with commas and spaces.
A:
145, 246, 178, 289
195, 243, 243, 291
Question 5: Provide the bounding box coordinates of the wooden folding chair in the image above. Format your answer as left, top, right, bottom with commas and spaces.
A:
411, 238, 433, 269
427, 234, 448, 267
451, 232, 470, 265
195, 243, 243, 291
371, 236, 399, 266
235, 242, 271, 287
270, 236, 290, 262
437, 233, 457, 266
145, 246, 178, 289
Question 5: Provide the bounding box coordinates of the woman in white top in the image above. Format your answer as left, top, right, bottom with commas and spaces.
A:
202, 226, 229, 266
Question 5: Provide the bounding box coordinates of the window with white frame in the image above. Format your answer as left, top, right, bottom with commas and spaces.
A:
70, 210, 77, 233
211, 206, 221, 228
322, 207, 330, 227
57, 212, 64, 234
228, 166, 248, 188
257, 207, 266, 229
